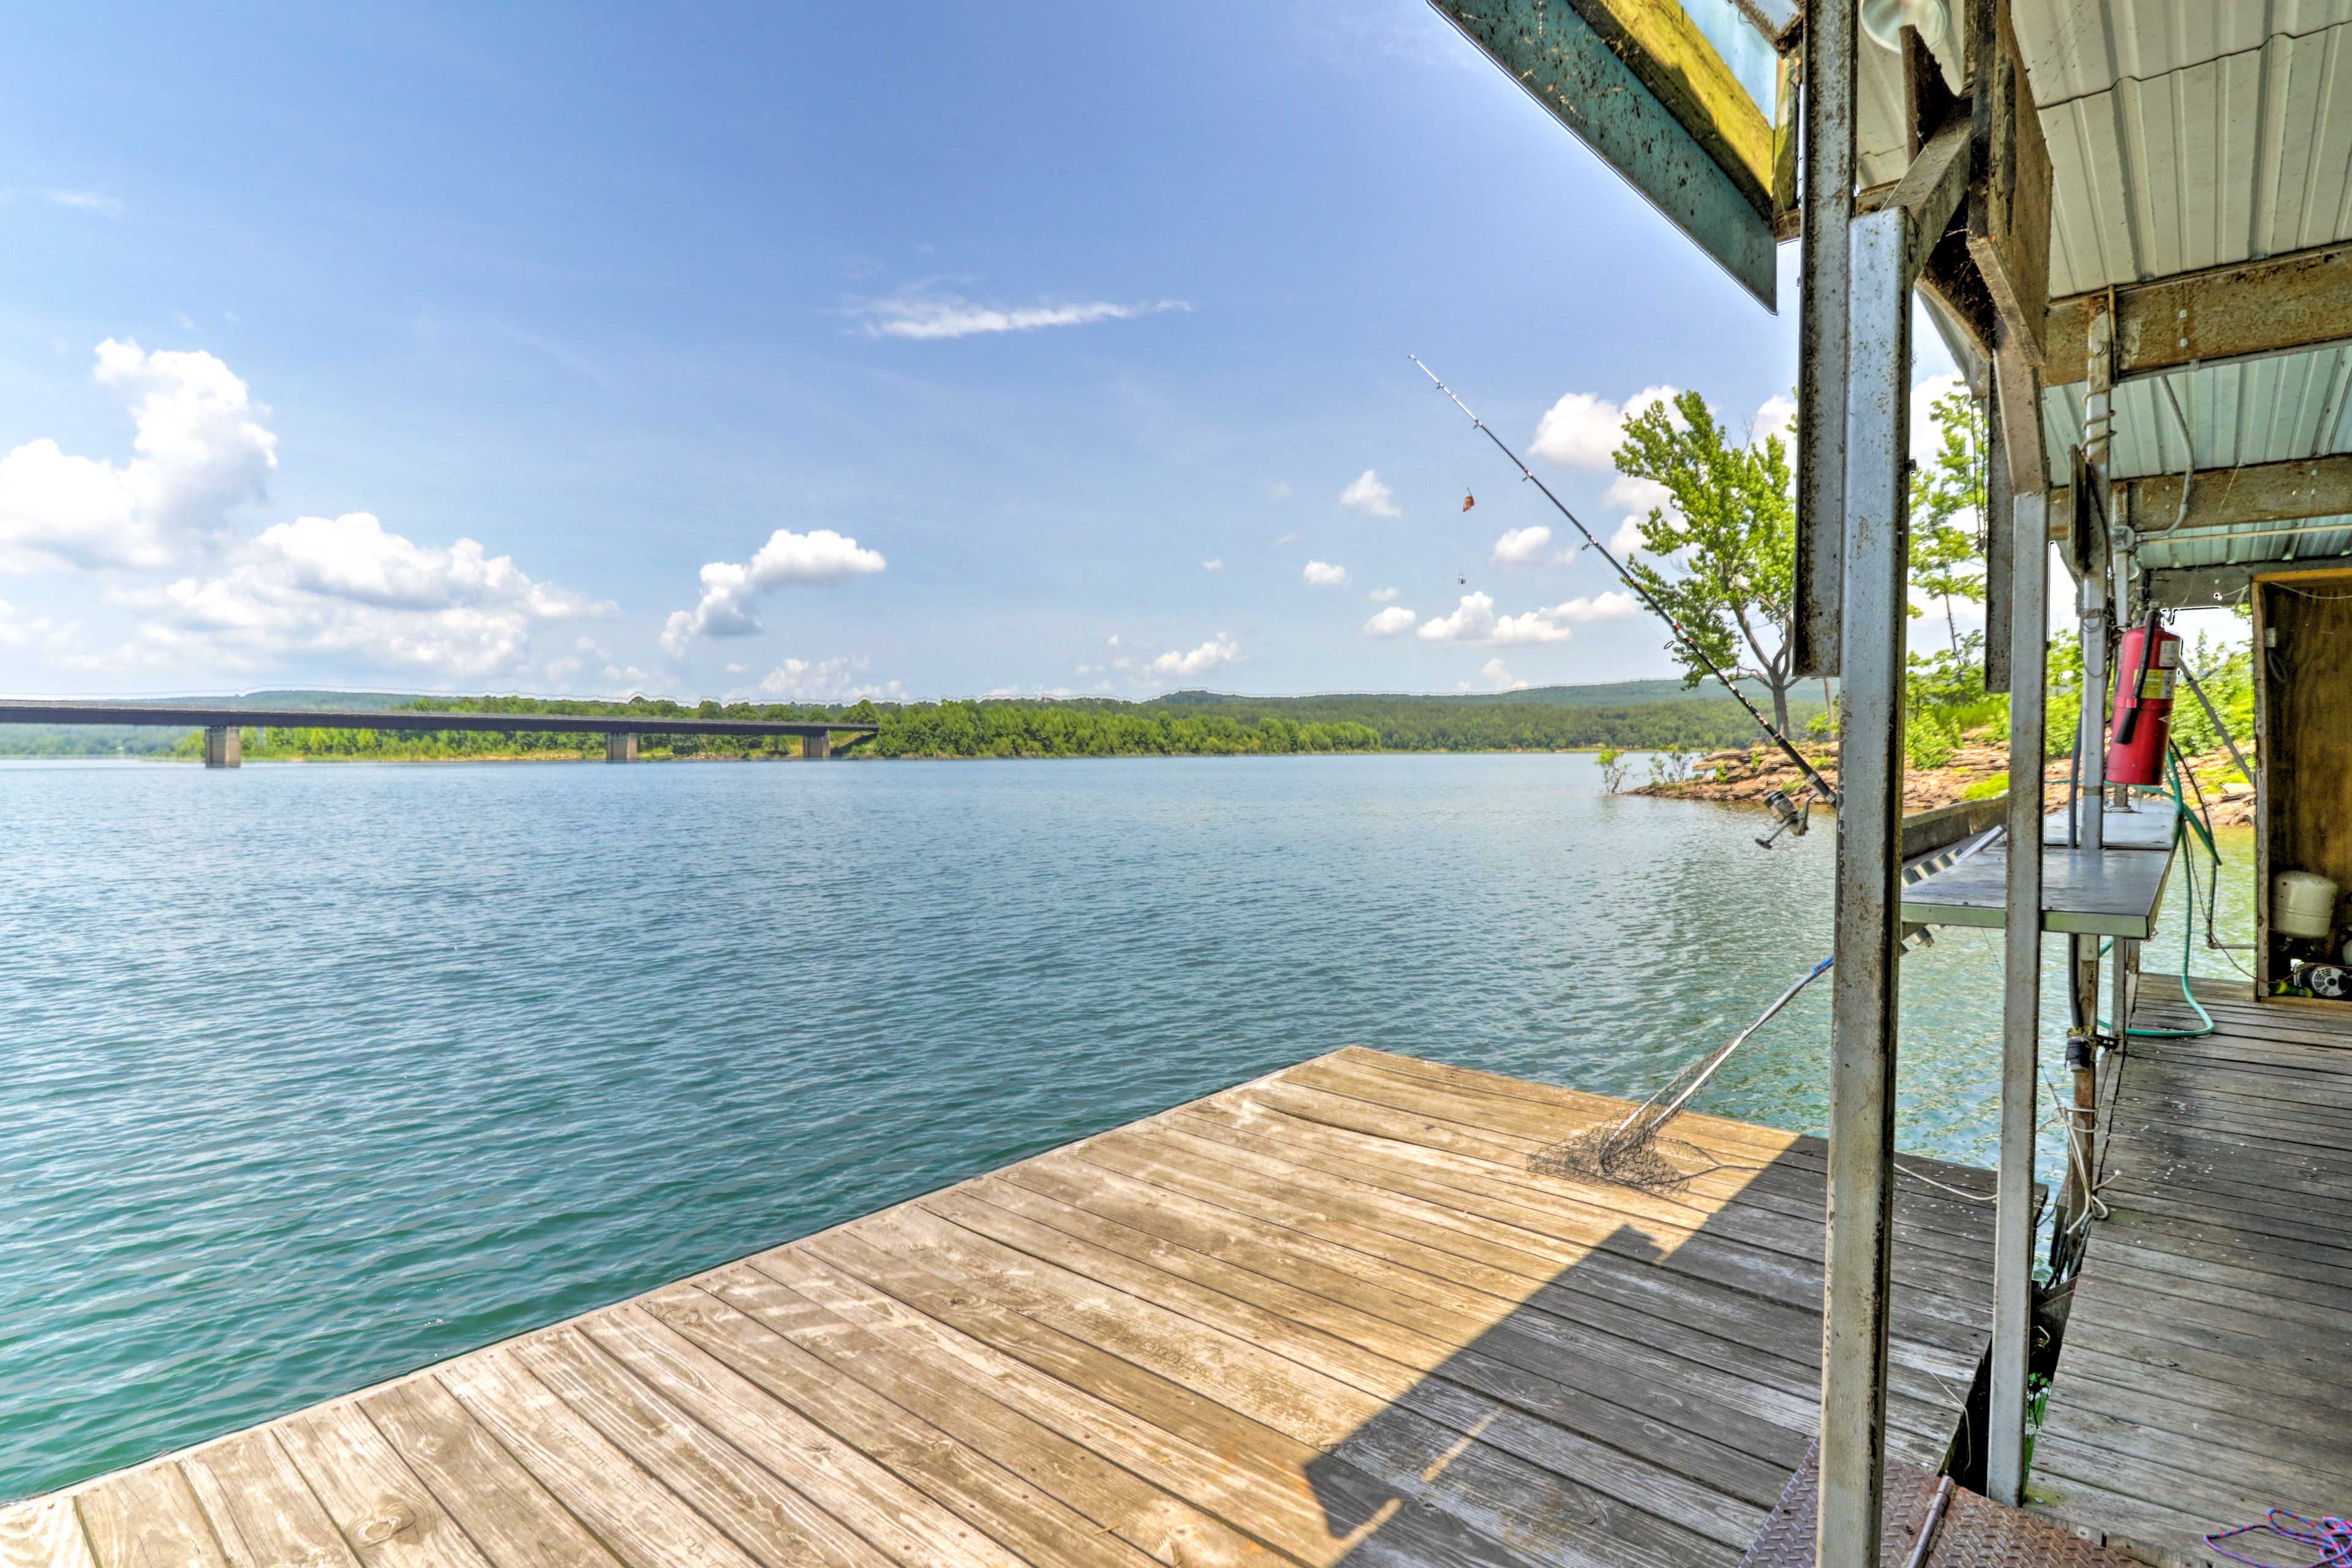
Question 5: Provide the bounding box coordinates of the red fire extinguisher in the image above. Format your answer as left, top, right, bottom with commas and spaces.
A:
2106, 609, 2180, 786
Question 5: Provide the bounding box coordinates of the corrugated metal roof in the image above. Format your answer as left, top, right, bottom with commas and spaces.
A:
2039, 342, 2352, 572
1860, 4, 2352, 293
2040, 343, 2352, 479
2038, 17, 2352, 296
2033, 357, 2352, 576
2134, 514, 2352, 578
1944, 1, 2352, 570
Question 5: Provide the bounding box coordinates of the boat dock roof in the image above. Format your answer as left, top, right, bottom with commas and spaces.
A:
1, 1047, 2006, 1568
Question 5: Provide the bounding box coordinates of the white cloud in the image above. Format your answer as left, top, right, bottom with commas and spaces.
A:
1479, 658, 1529, 692
124, 512, 609, 680
1491, 525, 1551, 565
1273, 532, 1302, 546
1366, 586, 1400, 602
0, 339, 277, 570
855, 295, 1189, 341
1202, 557, 1224, 571
1145, 633, 1242, 680
1492, 591, 1640, 644
1419, 589, 1637, 645
1106, 634, 1120, 646
1607, 474, 1674, 516
0, 597, 81, 652
1418, 592, 1496, 642
1338, 470, 1399, 518
1303, 559, 1348, 587
1267, 481, 1292, 499
4, 187, 123, 217
1363, 606, 1417, 637
1753, 394, 1798, 450
753, 655, 905, 702
1529, 385, 1679, 470
1605, 473, 1678, 556
662, 527, 886, 652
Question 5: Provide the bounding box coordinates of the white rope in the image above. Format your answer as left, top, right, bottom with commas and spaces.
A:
2045, 1080, 2111, 1236
1894, 1162, 1995, 1202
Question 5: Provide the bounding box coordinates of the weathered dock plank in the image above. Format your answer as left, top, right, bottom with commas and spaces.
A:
10, 1049, 2007, 1568
2029, 975, 2352, 1567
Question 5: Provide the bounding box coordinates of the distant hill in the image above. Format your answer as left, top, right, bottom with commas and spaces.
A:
1148, 677, 1815, 709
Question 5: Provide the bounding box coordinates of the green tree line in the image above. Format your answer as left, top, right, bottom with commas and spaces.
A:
159, 688, 1822, 762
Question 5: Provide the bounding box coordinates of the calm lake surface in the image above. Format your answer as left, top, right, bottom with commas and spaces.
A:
0, 753, 2254, 1501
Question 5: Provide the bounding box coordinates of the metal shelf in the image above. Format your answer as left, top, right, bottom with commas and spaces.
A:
1902, 839, 2177, 938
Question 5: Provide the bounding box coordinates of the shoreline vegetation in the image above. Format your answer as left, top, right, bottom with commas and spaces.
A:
2, 682, 1832, 763
1635, 738, 2258, 826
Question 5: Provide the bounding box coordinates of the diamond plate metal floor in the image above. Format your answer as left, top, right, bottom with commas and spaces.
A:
1742, 1448, 2141, 1567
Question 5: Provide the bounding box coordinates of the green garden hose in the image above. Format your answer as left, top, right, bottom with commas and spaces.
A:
2096, 752, 2216, 1038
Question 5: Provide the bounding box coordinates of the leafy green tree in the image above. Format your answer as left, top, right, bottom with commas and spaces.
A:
1910, 386, 1988, 654
1613, 391, 1801, 734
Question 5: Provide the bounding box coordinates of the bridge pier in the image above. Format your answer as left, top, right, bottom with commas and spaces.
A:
604, 733, 638, 763
802, 731, 830, 760
203, 726, 240, 768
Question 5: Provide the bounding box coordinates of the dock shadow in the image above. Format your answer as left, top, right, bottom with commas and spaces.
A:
1297, 1143, 1891, 1568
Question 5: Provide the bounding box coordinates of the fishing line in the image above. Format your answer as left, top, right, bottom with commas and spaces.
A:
1411, 355, 1840, 812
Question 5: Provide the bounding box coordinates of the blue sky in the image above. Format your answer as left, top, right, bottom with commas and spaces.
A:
0, 1, 1962, 703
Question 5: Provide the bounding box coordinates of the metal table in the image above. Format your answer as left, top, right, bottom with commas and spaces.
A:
1901, 839, 2177, 938
2041, 799, 2180, 851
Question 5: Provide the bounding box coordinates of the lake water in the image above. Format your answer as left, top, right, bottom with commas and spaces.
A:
0, 753, 2255, 1502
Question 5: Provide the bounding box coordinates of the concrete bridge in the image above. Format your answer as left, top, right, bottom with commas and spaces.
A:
0, 701, 879, 766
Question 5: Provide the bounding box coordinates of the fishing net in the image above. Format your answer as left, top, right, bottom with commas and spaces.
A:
1528, 1036, 1749, 1193
1528, 956, 1834, 1194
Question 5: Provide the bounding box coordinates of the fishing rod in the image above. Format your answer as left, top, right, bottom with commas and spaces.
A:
1411, 355, 1841, 815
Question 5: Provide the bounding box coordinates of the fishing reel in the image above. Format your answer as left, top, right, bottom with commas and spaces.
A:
1754, 786, 1817, 850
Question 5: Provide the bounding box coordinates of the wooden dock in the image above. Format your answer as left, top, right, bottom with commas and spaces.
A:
0, 1047, 2008, 1568
2027, 975, 2352, 1566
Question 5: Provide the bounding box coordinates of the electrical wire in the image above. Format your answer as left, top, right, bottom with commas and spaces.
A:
2156, 375, 2195, 535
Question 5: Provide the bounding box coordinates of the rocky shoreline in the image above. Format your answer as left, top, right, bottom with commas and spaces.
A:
1634, 741, 2255, 827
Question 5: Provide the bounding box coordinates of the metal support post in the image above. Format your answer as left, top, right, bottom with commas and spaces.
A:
2075, 568, 2107, 852
2057, 529, 2108, 1249
1792, 0, 1856, 679
1822, 200, 1913, 1568
1986, 491, 2048, 1505
1817, 116, 1967, 1566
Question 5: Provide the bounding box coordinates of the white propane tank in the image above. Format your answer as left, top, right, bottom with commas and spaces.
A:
2272, 871, 2340, 940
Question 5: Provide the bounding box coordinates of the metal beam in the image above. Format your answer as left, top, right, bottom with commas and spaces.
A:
2043, 242, 2352, 388
1426, 0, 1779, 307
1792, 0, 1856, 678
1984, 377, 2014, 690
2148, 551, 2352, 608
1817, 121, 1971, 1568
1986, 489, 2047, 1505
2051, 452, 2352, 538
1556, 0, 1777, 206
1966, 0, 2052, 367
